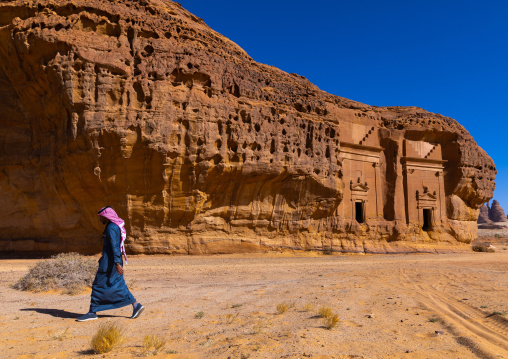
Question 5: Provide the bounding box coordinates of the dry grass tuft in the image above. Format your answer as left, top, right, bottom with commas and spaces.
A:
316, 306, 339, 329
318, 306, 333, 319
91, 322, 125, 354
276, 303, 288, 314
49, 327, 70, 341
13, 253, 97, 294
224, 313, 238, 324
323, 314, 340, 329
142, 334, 166, 356
252, 320, 267, 335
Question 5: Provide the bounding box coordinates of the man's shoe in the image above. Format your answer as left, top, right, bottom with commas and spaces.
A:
131, 303, 145, 319
76, 312, 98, 322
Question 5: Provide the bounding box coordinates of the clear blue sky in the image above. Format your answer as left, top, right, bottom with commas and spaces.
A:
179, 0, 508, 209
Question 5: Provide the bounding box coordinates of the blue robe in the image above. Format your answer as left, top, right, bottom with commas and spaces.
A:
90, 222, 136, 312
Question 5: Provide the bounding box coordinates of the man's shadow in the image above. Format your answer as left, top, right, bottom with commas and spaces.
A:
20, 308, 122, 319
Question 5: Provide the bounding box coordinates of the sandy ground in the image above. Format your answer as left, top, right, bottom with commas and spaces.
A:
1, 237, 507, 358
477, 224, 508, 238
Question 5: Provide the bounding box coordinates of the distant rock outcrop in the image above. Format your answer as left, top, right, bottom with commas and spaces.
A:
478, 205, 491, 224
478, 200, 508, 225
0, 0, 497, 255
489, 200, 508, 222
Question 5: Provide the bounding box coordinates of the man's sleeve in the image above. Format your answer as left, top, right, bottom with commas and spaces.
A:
106, 224, 123, 265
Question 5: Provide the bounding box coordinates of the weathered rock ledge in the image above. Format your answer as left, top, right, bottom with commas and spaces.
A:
0, 0, 496, 254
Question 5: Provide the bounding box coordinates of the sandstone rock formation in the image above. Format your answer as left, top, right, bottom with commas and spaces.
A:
0, 0, 497, 254
477, 201, 508, 225
477, 204, 491, 224
488, 200, 508, 223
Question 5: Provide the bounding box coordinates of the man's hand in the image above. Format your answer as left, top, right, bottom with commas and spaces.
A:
115, 263, 124, 275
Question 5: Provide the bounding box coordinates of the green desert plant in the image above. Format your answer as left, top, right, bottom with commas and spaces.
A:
195, 311, 205, 319
428, 317, 440, 323
142, 334, 166, 356
91, 322, 125, 354
491, 311, 507, 316
276, 303, 288, 314
13, 253, 97, 294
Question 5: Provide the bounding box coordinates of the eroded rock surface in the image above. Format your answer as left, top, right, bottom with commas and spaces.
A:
0, 0, 496, 254
477, 204, 491, 224
489, 200, 508, 223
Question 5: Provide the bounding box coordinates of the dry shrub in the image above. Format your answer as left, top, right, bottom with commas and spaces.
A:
472, 244, 495, 253
491, 311, 507, 316
323, 247, 334, 255
276, 303, 288, 314
142, 334, 166, 356
13, 253, 97, 294
91, 322, 125, 354
318, 306, 333, 319
324, 314, 340, 330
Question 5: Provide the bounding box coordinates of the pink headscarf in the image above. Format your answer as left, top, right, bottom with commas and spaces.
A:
98, 206, 128, 264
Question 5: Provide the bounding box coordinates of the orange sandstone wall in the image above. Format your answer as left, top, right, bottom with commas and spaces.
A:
0, 0, 496, 254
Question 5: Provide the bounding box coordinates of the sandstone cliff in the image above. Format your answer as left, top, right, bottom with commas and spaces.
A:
0, 0, 496, 254
488, 200, 508, 223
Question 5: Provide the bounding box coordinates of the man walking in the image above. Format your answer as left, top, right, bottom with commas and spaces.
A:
77, 206, 144, 321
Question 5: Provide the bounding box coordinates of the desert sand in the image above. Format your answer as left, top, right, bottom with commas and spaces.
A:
1, 238, 507, 359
